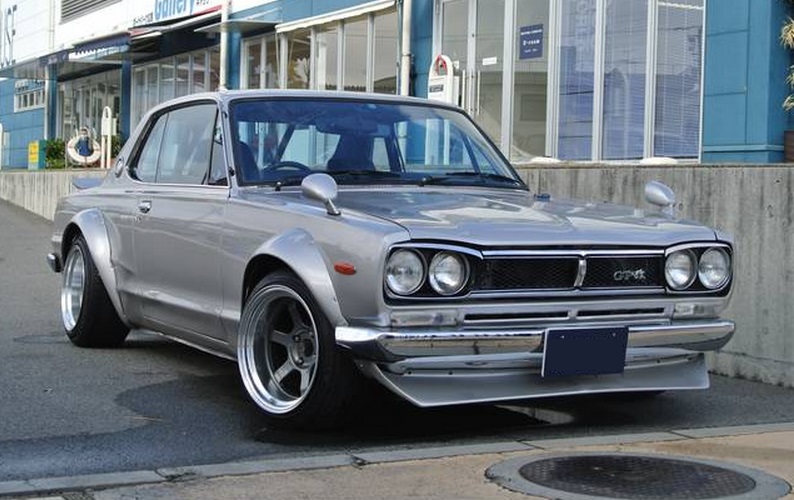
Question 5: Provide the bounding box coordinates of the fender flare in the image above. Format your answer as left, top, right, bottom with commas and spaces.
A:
249, 228, 346, 328
62, 209, 129, 327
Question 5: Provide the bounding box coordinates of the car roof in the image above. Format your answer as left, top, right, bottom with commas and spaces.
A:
153, 89, 462, 113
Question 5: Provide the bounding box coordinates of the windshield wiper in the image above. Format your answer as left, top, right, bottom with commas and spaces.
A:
327, 170, 402, 181
419, 172, 524, 187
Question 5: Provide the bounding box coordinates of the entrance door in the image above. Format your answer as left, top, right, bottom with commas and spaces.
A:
440, 0, 505, 145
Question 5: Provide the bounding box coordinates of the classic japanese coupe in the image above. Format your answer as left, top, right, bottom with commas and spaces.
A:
47, 90, 734, 428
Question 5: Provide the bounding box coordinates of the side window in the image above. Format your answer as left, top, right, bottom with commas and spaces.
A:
156, 104, 218, 185
132, 114, 167, 182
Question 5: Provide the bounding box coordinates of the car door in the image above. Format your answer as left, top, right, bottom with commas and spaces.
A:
130, 102, 229, 342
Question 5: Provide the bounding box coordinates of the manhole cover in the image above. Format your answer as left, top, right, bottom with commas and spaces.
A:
487, 452, 791, 500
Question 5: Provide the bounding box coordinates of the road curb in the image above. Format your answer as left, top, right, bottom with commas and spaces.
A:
2, 422, 793, 498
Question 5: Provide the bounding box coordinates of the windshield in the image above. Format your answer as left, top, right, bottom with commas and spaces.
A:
228, 98, 524, 189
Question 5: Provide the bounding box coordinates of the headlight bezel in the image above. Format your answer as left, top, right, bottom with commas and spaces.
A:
664, 243, 733, 294
384, 249, 426, 296
384, 245, 476, 299
665, 249, 697, 291
428, 251, 470, 296
698, 247, 731, 290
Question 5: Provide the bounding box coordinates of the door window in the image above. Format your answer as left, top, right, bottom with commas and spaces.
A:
131, 104, 219, 185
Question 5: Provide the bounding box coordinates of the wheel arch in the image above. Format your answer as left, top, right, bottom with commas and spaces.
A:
61, 209, 129, 327
242, 228, 346, 328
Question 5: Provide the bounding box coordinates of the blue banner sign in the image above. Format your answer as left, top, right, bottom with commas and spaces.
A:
519, 24, 544, 60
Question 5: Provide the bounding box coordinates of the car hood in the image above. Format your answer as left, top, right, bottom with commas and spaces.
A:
328, 187, 717, 247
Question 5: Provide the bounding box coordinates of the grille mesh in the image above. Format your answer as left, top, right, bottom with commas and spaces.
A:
479, 258, 579, 290
477, 254, 663, 292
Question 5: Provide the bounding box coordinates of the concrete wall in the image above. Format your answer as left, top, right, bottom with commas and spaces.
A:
0, 169, 107, 220
1, 165, 792, 388
517, 163, 794, 388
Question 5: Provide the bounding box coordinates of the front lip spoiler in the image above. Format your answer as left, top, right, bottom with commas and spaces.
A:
336, 319, 735, 362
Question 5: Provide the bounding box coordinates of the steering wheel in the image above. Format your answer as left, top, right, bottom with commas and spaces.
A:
262, 161, 312, 173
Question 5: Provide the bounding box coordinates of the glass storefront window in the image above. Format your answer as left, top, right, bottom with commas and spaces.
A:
287, 29, 312, 89
243, 36, 280, 89
209, 47, 220, 91
373, 10, 398, 94
512, 0, 549, 161
315, 25, 339, 90
602, 0, 647, 160
655, 0, 703, 158
176, 55, 190, 97
193, 52, 207, 93
161, 61, 175, 102
557, 0, 596, 160
343, 16, 368, 92
245, 40, 263, 89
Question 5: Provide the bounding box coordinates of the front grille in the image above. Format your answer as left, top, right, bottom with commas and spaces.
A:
476, 253, 664, 293
478, 258, 578, 290
582, 256, 663, 288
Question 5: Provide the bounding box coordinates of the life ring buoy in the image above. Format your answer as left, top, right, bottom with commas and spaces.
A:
66, 136, 102, 166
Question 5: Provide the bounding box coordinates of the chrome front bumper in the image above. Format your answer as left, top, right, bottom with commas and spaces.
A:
336, 319, 735, 363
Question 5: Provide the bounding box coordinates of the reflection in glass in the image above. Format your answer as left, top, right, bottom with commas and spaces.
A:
245, 41, 262, 89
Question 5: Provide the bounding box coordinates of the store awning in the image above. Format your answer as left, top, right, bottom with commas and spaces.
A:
71, 31, 129, 55
129, 9, 221, 40
195, 18, 278, 35
276, 0, 394, 33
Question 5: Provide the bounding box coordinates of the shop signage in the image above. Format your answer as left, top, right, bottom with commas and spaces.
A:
519, 24, 543, 60
134, 0, 222, 26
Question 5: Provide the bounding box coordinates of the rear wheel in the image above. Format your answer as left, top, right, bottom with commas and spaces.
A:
237, 271, 358, 429
61, 235, 129, 347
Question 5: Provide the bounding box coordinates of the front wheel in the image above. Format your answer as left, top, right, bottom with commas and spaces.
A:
237, 271, 358, 429
61, 235, 129, 347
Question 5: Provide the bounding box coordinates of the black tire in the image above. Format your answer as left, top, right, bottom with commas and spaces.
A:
237, 270, 359, 429
60, 235, 129, 347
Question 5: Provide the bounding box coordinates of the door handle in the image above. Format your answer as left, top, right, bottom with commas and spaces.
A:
138, 200, 152, 214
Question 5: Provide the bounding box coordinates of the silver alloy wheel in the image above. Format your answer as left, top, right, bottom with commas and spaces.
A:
61, 245, 85, 331
238, 284, 320, 414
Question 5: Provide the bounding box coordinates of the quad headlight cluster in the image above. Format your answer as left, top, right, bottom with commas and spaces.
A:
385, 249, 470, 297
665, 246, 731, 292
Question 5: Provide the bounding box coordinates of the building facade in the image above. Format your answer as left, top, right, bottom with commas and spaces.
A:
0, 0, 790, 168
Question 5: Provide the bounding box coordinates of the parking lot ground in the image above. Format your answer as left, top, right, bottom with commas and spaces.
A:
3, 422, 792, 500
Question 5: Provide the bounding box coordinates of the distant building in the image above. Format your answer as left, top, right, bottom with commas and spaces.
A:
0, 0, 790, 168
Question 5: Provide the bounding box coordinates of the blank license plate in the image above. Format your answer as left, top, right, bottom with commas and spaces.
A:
542, 326, 628, 378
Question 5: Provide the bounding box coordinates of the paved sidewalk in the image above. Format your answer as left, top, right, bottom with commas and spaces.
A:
3, 422, 793, 499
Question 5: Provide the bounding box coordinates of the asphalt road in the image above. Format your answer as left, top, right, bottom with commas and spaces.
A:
1, 199, 793, 483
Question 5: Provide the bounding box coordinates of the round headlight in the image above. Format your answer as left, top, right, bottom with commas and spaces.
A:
428, 252, 468, 296
385, 250, 425, 295
665, 250, 696, 290
699, 248, 731, 290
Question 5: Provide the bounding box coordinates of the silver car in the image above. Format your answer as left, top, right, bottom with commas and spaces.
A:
47, 91, 734, 429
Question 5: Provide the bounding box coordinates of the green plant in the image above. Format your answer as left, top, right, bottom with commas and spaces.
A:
44, 138, 66, 169
111, 134, 124, 158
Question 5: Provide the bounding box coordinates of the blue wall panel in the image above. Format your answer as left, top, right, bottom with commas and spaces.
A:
0, 80, 46, 169
412, 0, 433, 97
702, 0, 789, 163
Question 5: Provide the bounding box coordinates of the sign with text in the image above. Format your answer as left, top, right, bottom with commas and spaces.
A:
519, 24, 543, 60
